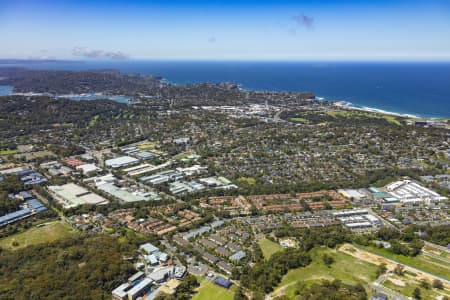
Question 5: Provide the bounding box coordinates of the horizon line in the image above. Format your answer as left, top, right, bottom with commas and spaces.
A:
2, 58, 450, 63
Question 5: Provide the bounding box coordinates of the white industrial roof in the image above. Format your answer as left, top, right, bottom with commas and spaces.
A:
105, 156, 138, 168
48, 183, 109, 208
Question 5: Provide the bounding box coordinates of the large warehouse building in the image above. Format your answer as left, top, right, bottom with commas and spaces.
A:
105, 156, 139, 169
48, 183, 109, 208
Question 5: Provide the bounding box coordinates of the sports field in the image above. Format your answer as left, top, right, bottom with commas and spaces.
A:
192, 281, 236, 300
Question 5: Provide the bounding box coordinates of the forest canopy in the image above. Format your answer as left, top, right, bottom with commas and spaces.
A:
0, 235, 142, 300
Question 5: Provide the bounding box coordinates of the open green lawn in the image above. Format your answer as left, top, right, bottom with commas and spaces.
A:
289, 117, 309, 123
137, 141, 159, 150
192, 281, 236, 300
355, 244, 450, 280
258, 238, 283, 259
88, 114, 99, 127
272, 247, 378, 298
174, 151, 192, 160
327, 110, 402, 126
0, 221, 77, 250
237, 177, 256, 185
0, 149, 17, 156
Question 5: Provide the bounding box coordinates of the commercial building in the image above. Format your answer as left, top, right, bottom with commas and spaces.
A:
48, 183, 109, 208
332, 209, 368, 218
173, 266, 187, 279
128, 271, 145, 283
335, 209, 381, 230
127, 278, 153, 300
128, 161, 172, 177
0, 208, 32, 227
386, 180, 448, 204
140, 242, 159, 255
20, 170, 47, 185
0, 166, 28, 176
105, 156, 139, 169
198, 176, 235, 188
371, 293, 388, 300
63, 158, 86, 167
76, 163, 101, 175
96, 182, 155, 203
169, 182, 190, 195
338, 189, 367, 201
0, 192, 47, 226
148, 266, 173, 283
26, 199, 47, 212
213, 276, 232, 289
112, 283, 131, 300
133, 151, 159, 160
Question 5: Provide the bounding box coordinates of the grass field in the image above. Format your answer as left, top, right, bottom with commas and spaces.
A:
237, 177, 256, 185
88, 114, 99, 127
327, 110, 402, 126
0, 221, 77, 250
258, 238, 283, 259
355, 244, 450, 280
0, 149, 17, 156
174, 151, 194, 160
272, 247, 378, 298
192, 281, 236, 300
289, 117, 309, 123
137, 141, 159, 150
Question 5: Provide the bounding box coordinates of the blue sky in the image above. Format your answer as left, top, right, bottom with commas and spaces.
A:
0, 0, 449, 61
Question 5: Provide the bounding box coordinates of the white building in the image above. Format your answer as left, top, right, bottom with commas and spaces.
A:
386, 180, 448, 205
105, 156, 139, 169
48, 183, 109, 208
76, 163, 101, 175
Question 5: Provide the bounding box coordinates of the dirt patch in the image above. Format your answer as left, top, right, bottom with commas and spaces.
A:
339, 244, 450, 290
388, 278, 406, 286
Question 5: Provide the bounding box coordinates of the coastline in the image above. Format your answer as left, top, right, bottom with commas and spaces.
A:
329, 99, 420, 119
164, 78, 447, 119
1, 62, 450, 118
1, 78, 449, 119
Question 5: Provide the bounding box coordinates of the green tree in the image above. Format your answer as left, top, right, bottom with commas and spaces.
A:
432, 279, 443, 289
376, 263, 387, 277
322, 253, 334, 267
234, 288, 248, 300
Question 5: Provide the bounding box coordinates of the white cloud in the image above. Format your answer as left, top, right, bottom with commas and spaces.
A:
72, 47, 129, 60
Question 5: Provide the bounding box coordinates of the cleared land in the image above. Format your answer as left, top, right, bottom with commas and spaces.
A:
383, 274, 450, 299
272, 246, 378, 298
12, 150, 56, 161
352, 244, 450, 280
192, 281, 236, 300
258, 238, 283, 260
0, 221, 77, 250
340, 244, 450, 293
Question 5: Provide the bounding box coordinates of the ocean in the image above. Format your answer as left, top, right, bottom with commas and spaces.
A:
0, 61, 449, 118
